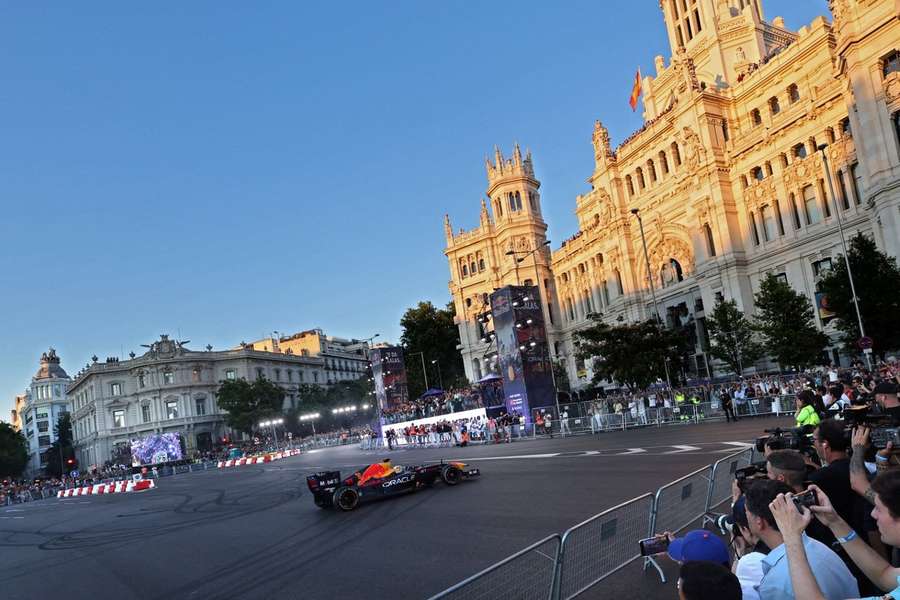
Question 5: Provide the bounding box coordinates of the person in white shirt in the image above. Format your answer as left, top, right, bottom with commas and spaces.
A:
560, 409, 570, 436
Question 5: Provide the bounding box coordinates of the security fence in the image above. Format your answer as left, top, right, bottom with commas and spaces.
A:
429, 447, 755, 599
555, 494, 654, 600
430, 534, 561, 600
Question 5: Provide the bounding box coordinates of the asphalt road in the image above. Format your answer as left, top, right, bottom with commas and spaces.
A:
0, 416, 792, 600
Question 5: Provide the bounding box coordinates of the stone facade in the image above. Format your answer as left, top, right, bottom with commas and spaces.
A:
18, 349, 71, 477
445, 0, 900, 389
68, 335, 326, 469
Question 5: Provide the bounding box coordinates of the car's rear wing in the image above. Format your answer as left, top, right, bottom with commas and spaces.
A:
306, 471, 341, 492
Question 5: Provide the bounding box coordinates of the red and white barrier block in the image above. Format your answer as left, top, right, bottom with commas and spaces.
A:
57, 479, 156, 498
217, 449, 301, 468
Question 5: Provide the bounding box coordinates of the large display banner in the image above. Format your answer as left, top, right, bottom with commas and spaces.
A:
371, 346, 409, 412
490, 285, 556, 422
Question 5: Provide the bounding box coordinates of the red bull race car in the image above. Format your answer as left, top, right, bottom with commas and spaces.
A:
306, 460, 480, 511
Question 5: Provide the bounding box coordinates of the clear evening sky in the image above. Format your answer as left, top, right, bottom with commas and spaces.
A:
0, 1, 827, 417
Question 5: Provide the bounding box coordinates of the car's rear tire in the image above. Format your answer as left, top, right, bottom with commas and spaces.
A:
333, 486, 360, 511
441, 465, 461, 486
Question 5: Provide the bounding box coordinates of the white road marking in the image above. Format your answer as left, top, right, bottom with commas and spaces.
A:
613, 448, 647, 456
721, 441, 753, 448
4, 509, 24, 513
664, 445, 703, 454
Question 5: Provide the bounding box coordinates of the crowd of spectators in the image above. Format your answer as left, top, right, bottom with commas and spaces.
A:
0, 477, 64, 505
379, 383, 494, 425
383, 412, 525, 449
640, 359, 900, 600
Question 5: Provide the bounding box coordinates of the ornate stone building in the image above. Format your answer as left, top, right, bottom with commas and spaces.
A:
17, 349, 72, 477
69, 335, 325, 469
445, 0, 900, 389
244, 328, 370, 384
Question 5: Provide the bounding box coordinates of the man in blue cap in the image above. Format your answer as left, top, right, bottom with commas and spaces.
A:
666, 529, 731, 568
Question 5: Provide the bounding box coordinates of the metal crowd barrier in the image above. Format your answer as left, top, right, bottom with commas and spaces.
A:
429, 448, 755, 599
430, 534, 561, 600
555, 494, 654, 599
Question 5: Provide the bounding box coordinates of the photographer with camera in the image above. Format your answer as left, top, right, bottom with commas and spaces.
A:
769, 473, 900, 600
810, 420, 868, 537
766, 450, 834, 548
745, 479, 859, 599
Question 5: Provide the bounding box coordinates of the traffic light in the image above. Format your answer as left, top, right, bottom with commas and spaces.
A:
66, 458, 75, 465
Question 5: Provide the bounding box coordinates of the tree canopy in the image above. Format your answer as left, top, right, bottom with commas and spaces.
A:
216, 377, 285, 434
574, 315, 690, 391
400, 300, 465, 398
818, 233, 900, 358
42, 412, 74, 478
0, 422, 28, 479
753, 273, 829, 370
705, 298, 764, 376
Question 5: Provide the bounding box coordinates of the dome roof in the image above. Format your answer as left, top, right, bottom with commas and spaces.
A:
34, 348, 69, 380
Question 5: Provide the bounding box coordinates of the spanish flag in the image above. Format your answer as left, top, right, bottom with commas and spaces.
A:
629, 67, 642, 111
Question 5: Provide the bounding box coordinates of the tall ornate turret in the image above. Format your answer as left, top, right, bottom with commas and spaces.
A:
591, 120, 615, 171
479, 198, 491, 228
444, 214, 453, 245
486, 144, 536, 187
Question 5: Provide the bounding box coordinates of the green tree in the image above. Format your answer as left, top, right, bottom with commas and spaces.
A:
0, 422, 28, 478
216, 377, 285, 434
818, 233, 900, 358
574, 315, 689, 391
43, 412, 75, 478
552, 360, 571, 393
753, 273, 829, 370
400, 301, 465, 399
705, 298, 764, 376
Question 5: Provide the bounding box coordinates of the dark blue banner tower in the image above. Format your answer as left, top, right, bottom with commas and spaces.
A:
490, 284, 556, 423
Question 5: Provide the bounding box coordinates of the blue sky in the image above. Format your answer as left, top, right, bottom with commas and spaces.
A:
0, 1, 828, 417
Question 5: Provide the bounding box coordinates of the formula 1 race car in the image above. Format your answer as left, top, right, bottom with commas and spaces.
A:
306, 461, 480, 511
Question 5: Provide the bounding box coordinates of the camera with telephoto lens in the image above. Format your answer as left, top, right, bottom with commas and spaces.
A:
754, 427, 811, 453
734, 461, 767, 493
792, 489, 818, 512
841, 406, 899, 450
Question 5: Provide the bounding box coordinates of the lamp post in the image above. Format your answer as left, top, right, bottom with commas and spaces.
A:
408, 351, 429, 391
299, 412, 320, 438
431, 359, 443, 390
259, 418, 283, 448
818, 145, 872, 370
631, 208, 673, 391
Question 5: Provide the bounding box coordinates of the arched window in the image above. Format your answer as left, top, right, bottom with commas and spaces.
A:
470, 261, 477, 274
508, 193, 516, 212
670, 259, 684, 282
496, 198, 503, 217
648, 159, 657, 182
478, 258, 485, 271
514, 191, 523, 211
528, 191, 536, 210
671, 142, 681, 166
788, 83, 800, 103
465, 298, 472, 307
636, 167, 646, 190
461, 264, 468, 277
751, 109, 762, 126
596, 253, 604, 265
752, 166, 764, 181
614, 269, 624, 295
659, 151, 669, 175
780, 153, 789, 168
704, 223, 716, 257
793, 143, 807, 159
769, 96, 780, 115
626, 175, 635, 197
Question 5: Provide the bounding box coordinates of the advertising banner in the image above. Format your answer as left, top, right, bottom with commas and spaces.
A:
371, 346, 409, 413
490, 284, 556, 422
491, 287, 526, 416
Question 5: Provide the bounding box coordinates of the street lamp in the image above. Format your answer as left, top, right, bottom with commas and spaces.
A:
631, 208, 672, 391
299, 412, 320, 437
431, 359, 444, 390
818, 144, 872, 370
407, 351, 430, 390
506, 240, 551, 288
259, 418, 284, 447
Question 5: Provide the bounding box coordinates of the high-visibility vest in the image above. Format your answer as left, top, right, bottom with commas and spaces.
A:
796, 405, 821, 428
675, 393, 686, 404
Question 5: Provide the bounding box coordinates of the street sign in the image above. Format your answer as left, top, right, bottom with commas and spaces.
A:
70, 470, 78, 478
858, 336, 874, 350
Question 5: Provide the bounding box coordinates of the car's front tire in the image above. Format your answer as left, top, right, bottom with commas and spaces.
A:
333, 486, 360, 511
440, 465, 461, 486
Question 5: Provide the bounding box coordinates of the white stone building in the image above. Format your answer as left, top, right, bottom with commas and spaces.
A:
68, 335, 326, 469
18, 349, 71, 477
